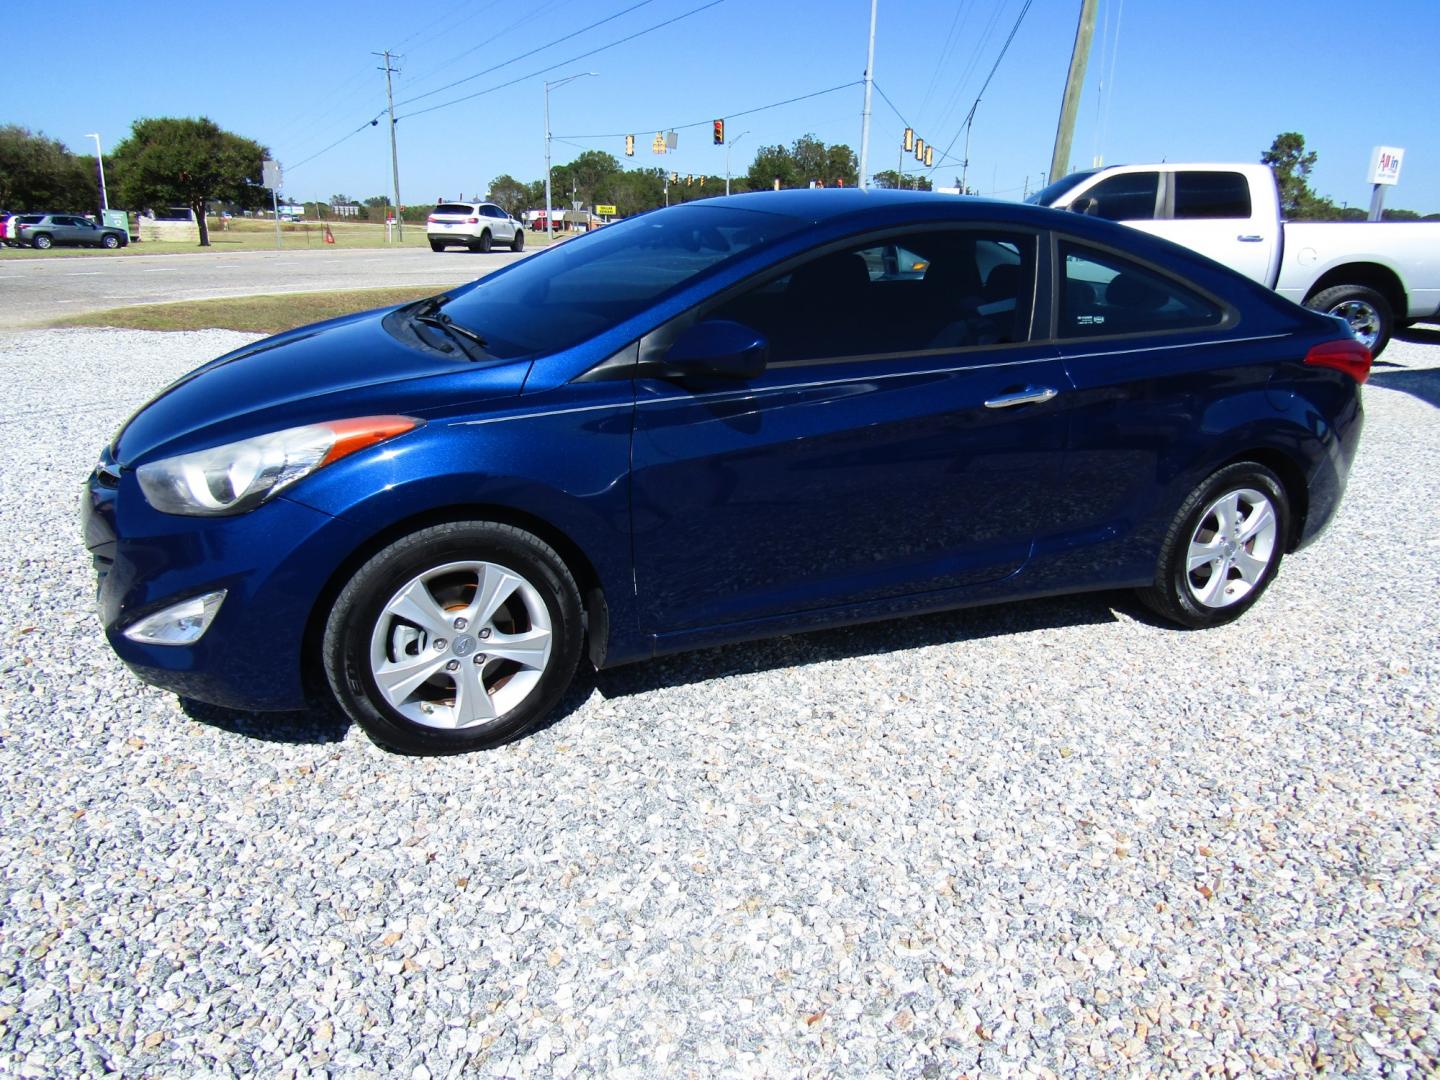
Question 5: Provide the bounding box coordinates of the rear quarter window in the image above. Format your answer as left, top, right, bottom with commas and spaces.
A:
1060, 242, 1223, 338
1174, 172, 1252, 219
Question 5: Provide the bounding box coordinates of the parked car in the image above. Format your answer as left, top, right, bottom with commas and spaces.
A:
82, 191, 1367, 754
12, 212, 128, 250
1028, 162, 1440, 354
427, 201, 524, 253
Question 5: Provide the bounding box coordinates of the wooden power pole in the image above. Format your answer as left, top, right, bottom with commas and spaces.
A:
1048, 0, 1098, 185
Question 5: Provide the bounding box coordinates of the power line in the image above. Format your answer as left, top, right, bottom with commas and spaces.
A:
395, 0, 726, 121
870, 82, 912, 130
926, 0, 1035, 178
287, 119, 379, 173
555, 80, 862, 140
392, 0, 663, 110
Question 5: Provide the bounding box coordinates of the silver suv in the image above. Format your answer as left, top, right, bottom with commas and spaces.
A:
426, 202, 524, 253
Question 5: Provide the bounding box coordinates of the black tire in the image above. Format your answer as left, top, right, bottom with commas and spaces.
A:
32, 234, 52, 250
101, 233, 120, 249
477, 229, 492, 253
1137, 461, 1290, 629
1305, 283, 1393, 357
510, 229, 525, 252
428, 240, 445, 252
323, 521, 584, 754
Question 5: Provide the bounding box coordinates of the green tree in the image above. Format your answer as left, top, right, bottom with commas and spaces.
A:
0, 125, 96, 211
487, 174, 530, 215
1261, 132, 1319, 219
110, 117, 268, 246
747, 143, 798, 191
872, 170, 932, 191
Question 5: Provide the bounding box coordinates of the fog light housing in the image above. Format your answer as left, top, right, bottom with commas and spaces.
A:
122, 590, 227, 646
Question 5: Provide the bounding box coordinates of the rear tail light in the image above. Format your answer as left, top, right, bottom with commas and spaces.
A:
467, 217, 479, 224
427, 215, 436, 223
1304, 338, 1371, 384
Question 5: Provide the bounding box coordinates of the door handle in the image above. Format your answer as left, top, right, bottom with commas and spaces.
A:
1237, 234, 1264, 242
984, 386, 1059, 409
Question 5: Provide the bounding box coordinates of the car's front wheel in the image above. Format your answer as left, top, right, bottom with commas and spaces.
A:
102, 234, 120, 249
1137, 461, 1290, 628
323, 522, 584, 754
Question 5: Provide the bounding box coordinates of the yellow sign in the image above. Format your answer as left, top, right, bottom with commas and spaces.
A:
596, 204, 617, 216
651, 133, 667, 154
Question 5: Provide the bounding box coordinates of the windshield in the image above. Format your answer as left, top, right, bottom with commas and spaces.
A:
1025, 169, 1101, 207
439, 203, 805, 359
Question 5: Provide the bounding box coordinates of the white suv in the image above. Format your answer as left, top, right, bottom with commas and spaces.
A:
426, 202, 524, 253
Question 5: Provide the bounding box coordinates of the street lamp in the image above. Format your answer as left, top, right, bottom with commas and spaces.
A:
725, 130, 750, 196
544, 72, 598, 243
85, 133, 108, 211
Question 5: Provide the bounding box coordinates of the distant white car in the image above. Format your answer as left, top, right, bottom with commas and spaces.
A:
427, 202, 524, 253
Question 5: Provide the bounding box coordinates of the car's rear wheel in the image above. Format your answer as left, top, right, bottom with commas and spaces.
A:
102, 234, 120, 249
32, 234, 52, 250
1137, 461, 1290, 628
1306, 284, 1392, 357
428, 240, 445, 252
473, 229, 492, 253
511, 229, 525, 252
323, 522, 584, 754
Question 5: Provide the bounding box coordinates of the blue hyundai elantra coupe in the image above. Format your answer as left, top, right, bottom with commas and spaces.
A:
82, 190, 1368, 753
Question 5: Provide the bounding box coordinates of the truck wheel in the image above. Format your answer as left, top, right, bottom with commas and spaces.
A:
1306, 284, 1392, 357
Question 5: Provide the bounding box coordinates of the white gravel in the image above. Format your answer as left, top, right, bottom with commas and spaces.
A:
1, 326, 1438, 1078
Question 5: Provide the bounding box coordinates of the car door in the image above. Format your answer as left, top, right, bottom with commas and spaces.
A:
629, 227, 1074, 634
487, 205, 512, 241
1157, 170, 1276, 285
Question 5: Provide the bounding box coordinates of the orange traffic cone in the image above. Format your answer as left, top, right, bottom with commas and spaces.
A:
323, 225, 336, 245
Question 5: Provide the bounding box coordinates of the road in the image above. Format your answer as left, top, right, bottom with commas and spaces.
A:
0, 246, 533, 329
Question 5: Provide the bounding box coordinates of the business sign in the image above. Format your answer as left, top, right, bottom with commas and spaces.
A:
1368, 146, 1404, 186
595, 204, 617, 216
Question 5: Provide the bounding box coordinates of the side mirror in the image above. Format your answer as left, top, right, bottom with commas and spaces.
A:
664, 319, 768, 380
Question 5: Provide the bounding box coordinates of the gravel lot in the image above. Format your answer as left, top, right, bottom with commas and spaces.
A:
1, 326, 1438, 1078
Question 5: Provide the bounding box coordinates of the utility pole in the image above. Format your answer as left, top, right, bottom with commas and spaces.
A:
376, 50, 404, 242
545, 73, 598, 243
84, 133, 108, 211
1048, 0, 1097, 185
858, 0, 877, 190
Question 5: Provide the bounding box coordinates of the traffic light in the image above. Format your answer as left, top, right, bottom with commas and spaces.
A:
670, 172, 678, 184
915, 138, 925, 162
625, 134, 635, 157
925, 145, 934, 168
903, 127, 914, 152
713, 119, 725, 145
686, 174, 694, 185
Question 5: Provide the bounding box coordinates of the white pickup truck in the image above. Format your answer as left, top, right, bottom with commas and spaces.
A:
1028, 162, 1440, 355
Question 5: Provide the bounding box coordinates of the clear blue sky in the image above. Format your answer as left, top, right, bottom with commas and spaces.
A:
5, 0, 1437, 213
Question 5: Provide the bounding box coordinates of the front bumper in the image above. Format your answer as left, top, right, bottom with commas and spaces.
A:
82, 456, 365, 711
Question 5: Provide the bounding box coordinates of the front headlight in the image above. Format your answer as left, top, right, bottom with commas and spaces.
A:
136, 415, 421, 516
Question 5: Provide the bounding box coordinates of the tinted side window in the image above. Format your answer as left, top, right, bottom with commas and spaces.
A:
1174, 172, 1252, 218
710, 231, 1035, 365
1073, 172, 1159, 221
1060, 242, 1222, 338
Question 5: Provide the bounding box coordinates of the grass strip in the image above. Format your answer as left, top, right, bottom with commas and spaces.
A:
48, 286, 457, 334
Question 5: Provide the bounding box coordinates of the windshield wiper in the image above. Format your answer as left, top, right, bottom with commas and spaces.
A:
405, 294, 490, 359
414, 312, 488, 351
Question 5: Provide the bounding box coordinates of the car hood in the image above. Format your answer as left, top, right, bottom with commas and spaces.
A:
111, 305, 526, 466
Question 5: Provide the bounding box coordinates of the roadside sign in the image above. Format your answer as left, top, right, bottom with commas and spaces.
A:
1368, 146, 1404, 186
596, 204, 617, 216
262, 158, 282, 191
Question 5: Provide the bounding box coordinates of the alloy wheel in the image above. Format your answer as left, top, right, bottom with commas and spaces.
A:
1184, 487, 1278, 608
